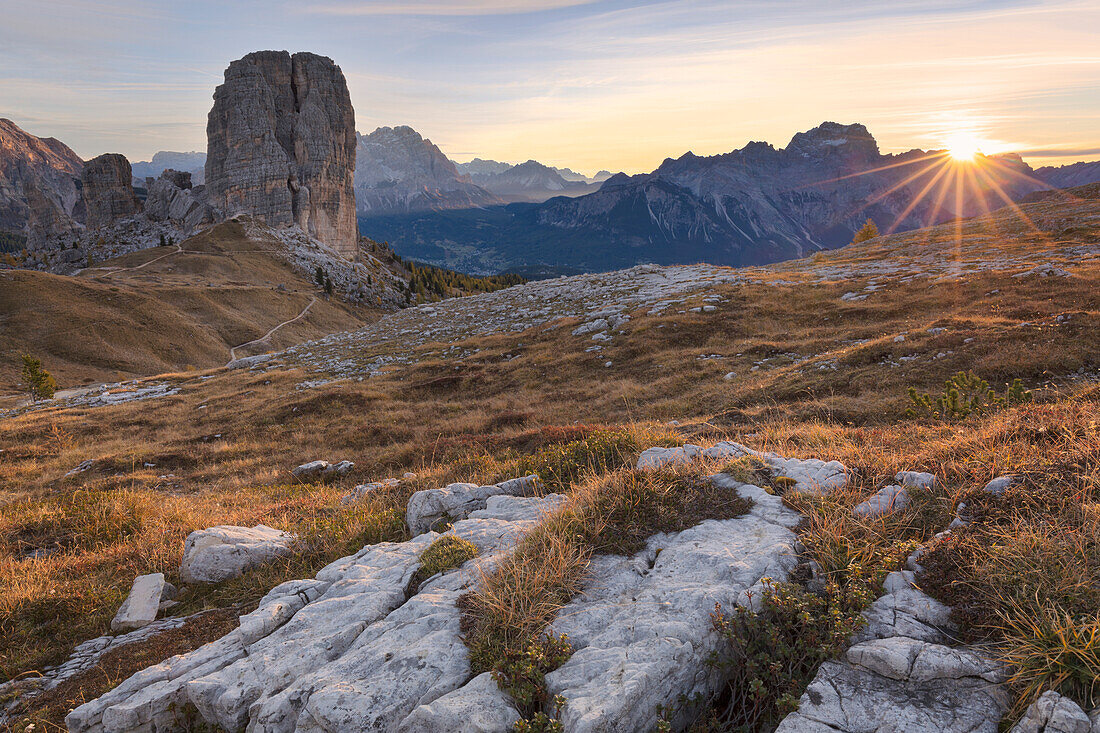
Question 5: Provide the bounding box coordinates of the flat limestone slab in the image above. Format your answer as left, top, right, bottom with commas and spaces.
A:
110, 573, 165, 632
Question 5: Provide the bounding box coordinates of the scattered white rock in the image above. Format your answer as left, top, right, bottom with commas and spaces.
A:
853, 485, 909, 519
1013, 264, 1071, 279
896, 471, 937, 490
226, 353, 273, 370
180, 525, 296, 584
292, 460, 354, 479
65, 459, 96, 477
1010, 690, 1093, 733
292, 460, 330, 478
777, 573, 1007, 733
984, 475, 1017, 496
68, 494, 563, 733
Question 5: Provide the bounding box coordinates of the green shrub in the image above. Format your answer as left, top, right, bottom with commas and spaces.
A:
20, 354, 57, 402
469, 633, 571, 731
516, 429, 639, 492
703, 576, 873, 731
420, 535, 478, 577
906, 371, 1031, 420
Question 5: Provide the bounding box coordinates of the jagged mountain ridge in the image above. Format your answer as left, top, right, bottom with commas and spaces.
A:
1034, 160, 1100, 189
359, 122, 1069, 275
354, 126, 501, 215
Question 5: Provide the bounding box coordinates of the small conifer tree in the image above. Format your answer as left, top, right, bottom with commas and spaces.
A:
21, 354, 57, 402
851, 218, 880, 244
315, 266, 325, 288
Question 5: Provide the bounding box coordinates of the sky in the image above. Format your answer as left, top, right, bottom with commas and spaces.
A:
1, 0, 1098, 175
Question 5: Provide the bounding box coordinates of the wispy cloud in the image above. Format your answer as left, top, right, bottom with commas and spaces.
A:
1017, 147, 1100, 157
301, 0, 600, 16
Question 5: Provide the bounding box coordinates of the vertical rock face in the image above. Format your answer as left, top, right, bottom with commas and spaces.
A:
23, 177, 81, 246
81, 153, 141, 229
205, 51, 358, 259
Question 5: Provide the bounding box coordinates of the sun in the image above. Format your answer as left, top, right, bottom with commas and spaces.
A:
945, 132, 983, 162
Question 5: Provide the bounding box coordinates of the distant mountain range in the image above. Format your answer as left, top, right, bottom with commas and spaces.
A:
131, 151, 206, 187
352, 127, 611, 214
3, 117, 1100, 276
358, 122, 1097, 275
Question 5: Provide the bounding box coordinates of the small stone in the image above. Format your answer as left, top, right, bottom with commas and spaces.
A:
895, 471, 936, 489
292, 460, 330, 478
853, 485, 909, 519
983, 475, 1017, 496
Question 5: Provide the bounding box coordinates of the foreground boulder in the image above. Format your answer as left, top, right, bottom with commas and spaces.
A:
205, 51, 358, 258
179, 525, 295, 584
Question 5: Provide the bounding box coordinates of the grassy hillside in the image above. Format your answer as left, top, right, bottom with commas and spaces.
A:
0, 221, 398, 400
1, 193, 1097, 730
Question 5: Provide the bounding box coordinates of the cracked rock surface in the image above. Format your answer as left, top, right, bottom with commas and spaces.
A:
775, 570, 1009, 733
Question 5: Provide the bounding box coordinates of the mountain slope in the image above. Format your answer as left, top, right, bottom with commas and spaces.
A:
0, 118, 84, 235
361, 122, 1048, 275
354, 126, 500, 215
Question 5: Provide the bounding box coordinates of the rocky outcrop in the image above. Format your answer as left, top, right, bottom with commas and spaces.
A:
81, 154, 141, 230
205, 51, 358, 259
355, 126, 501, 215
405, 474, 542, 534
67, 493, 565, 733
143, 170, 216, 233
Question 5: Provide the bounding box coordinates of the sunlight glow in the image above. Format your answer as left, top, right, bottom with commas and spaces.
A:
945, 132, 984, 162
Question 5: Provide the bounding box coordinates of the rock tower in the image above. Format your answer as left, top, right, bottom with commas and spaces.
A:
205, 51, 358, 259
80, 153, 141, 230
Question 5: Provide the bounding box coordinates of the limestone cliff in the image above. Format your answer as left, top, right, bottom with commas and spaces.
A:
205, 51, 358, 259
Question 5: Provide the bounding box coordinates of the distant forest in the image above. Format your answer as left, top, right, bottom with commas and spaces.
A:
405, 261, 525, 301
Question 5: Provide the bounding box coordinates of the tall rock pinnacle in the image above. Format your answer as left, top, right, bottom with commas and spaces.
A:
205, 51, 358, 259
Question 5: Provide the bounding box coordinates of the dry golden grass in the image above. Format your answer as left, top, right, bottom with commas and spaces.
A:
0, 198, 1097, 726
